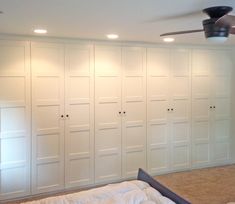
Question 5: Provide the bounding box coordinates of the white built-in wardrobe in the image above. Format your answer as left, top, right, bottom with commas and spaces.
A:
0, 39, 233, 201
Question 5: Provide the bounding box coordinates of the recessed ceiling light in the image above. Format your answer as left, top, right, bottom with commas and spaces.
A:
106, 34, 119, 39
34, 29, 47, 34
163, 37, 175, 42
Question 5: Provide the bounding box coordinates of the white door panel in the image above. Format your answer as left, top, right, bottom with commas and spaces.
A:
122, 47, 146, 178
210, 50, 231, 164
31, 42, 65, 193
0, 41, 30, 200
192, 49, 211, 167
147, 48, 170, 174
95, 45, 122, 183
192, 49, 232, 167
65, 44, 94, 188
170, 49, 191, 170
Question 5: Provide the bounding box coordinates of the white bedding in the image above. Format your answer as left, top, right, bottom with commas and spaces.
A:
22, 180, 175, 204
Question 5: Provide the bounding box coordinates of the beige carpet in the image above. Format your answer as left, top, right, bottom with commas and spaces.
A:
155, 165, 235, 204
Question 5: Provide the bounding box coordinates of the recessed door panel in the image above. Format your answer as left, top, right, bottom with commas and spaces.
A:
211, 50, 232, 77
36, 163, 60, 189
193, 99, 210, 120
0, 77, 25, 103
149, 77, 169, 100
36, 134, 59, 159
149, 124, 168, 146
193, 143, 210, 166
1, 167, 28, 195
214, 143, 229, 162
0, 42, 26, 75
172, 49, 190, 77
192, 76, 210, 98
147, 48, 170, 76
172, 122, 189, 143
95, 46, 121, 76
192, 49, 211, 75
172, 145, 190, 169
172, 99, 190, 122
35, 77, 60, 101
214, 119, 230, 142
150, 148, 169, 173
68, 158, 91, 185
193, 121, 210, 141
69, 77, 90, 100
123, 47, 144, 76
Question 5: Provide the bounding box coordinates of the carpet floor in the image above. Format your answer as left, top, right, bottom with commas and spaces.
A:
155, 165, 235, 204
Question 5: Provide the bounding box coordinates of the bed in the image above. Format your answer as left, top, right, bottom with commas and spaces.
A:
21, 168, 191, 204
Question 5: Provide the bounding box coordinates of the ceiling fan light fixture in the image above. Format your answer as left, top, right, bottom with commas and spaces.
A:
206, 36, 228, 43
203, 18, 229, 43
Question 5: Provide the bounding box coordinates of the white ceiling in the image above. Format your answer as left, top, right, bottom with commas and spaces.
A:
0, 0, 235, 44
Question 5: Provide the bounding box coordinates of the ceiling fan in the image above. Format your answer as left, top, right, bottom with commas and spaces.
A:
160, 6, 235, 42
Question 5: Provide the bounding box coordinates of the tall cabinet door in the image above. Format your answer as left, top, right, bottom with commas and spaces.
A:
0, 41, 31, 200
65, 44, 94, 188
192, 49, 213, 167
95, 45, 122, 183
210, 50, 231, 164
122, 47, 146, 178
147, 48, 171, 174
170, 49, 191, 170
31, 42, 65, 193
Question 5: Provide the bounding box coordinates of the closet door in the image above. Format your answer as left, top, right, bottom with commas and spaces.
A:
31, 42, 65, 193
0, 40, 30, 200
65, 44, 94, 188
147, 48, 171, 174
210, 50, 231, 164
192, 49, 212, 167
95, 45, 122, 183
170, 49, 191, 170
122, 47, 146, 178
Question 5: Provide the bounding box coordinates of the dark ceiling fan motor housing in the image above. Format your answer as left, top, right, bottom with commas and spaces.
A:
202, 6, 232, 39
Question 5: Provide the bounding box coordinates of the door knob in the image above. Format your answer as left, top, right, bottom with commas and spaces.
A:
171, 108, 174, 111
66, 114, 69, 117
119, 111, 121, 114
61, 115, 64, 118
123, 111, 126, 114
167, 108, 170, 111
213, 106, 216, 109
210, 106, 212, 109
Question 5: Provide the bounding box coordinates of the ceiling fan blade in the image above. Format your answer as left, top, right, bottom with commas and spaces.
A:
160, 29, 204, 37
146, 10, 202, 23
230, 27, 235, 34
216, 15, 235, 26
